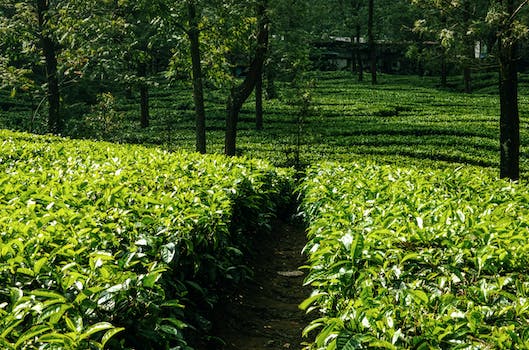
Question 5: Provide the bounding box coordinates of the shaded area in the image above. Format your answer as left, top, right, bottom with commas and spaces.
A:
210, 221, 312, 350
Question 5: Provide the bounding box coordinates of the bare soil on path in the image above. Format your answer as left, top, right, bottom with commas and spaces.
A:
211, 221, 312, 350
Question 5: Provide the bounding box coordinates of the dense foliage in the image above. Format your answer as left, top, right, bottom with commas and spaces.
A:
0, 130, 292, 349
300, 162, 529, 349
0, 0, 528, 345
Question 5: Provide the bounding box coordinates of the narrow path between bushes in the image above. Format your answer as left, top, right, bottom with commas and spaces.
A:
212, 221, 312, 350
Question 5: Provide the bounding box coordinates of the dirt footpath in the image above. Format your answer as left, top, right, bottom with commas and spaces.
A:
212, 221, 313, 350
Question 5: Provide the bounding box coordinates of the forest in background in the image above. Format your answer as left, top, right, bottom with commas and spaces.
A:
1, 0, 528, 178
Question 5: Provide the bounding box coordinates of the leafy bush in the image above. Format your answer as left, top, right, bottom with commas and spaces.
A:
73, 92, 125, 141
300, 162, 529, 349
0, 130, 292, 349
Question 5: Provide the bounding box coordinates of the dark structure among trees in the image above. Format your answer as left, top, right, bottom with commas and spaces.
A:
312, 38, 429, 75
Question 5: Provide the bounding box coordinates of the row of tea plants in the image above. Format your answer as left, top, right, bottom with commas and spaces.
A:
299, 162, 529, 349
4, 72, 528, 174
0, 130, 292, 349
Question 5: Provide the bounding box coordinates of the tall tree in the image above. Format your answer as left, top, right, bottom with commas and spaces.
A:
169, 0, 232, 153
115, 0, 174, 129
367, 0, 377, 84
138, 62, 150, 128
255, 68, 264, 130
36, 0, 61, 133
225, 0, 269, 156
0, 0, 131, 133
356, 21, 364, 81
352, 0, 364, 81
495, 0, 527, 179
0, 0, 66, 133
187, 0, 206, 153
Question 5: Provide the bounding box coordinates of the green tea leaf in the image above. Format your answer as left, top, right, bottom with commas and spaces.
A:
101, 327, 125, 347
79, 322, 114, 340
15, 325, 51, 348
336, 331, 362, 350
299, 292, 327, 311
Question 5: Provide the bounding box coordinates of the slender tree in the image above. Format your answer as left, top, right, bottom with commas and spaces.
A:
255, 69, 264, 130
440, 13, 448, 87
356, 19, 364, 81
225, 0, 269, 156
367, 0, 376, 84
187, 0, 206, 153
462, 0, 475, 93
497, 0, 527, 180
138, 62, 150, 128
118, 1, 166, 129
36, 0, 61, 133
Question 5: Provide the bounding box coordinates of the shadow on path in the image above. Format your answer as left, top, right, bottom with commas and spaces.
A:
212, 221, 312, 350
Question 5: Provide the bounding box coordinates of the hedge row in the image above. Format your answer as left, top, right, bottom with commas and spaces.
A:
300, 162, 529, 349
0, 130, 292, 349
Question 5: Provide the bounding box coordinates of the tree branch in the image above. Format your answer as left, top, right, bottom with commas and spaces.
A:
509, 0, 529, 23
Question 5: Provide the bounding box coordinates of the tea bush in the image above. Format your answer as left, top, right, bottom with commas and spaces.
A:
0, 130, 292, 349
300, 162, 529, 349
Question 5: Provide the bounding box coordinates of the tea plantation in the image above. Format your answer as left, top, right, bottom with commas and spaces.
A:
2, 72, 529, 171
2, 72, 529, 349
0, 130, 292, 349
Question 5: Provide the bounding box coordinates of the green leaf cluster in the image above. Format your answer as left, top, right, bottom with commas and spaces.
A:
0, 129, 291, 349
300, 161, 529, 349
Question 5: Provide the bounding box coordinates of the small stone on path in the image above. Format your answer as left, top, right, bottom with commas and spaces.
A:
277, 270, 304, 277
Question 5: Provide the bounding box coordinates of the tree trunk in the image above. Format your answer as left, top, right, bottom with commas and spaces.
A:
498, 0, 519, 181
265, 64, 277, 99
225, 0, 269, 156
463, 65, 472, 93
188, 1, 206, 154
225, 94, 239, 156
347, 1, 356, 74
462, 1, 473, 94
462, 40, 473, 93
138, 63, 150, 128
350, 35, 357, 73
140, 85, 149, 128
356, 24, 363, 82
36, 0, 61, 134
440, 14, 447, 88
441, 49, 447, 87
367, 0, 376, 85
256, 69, 263, 130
